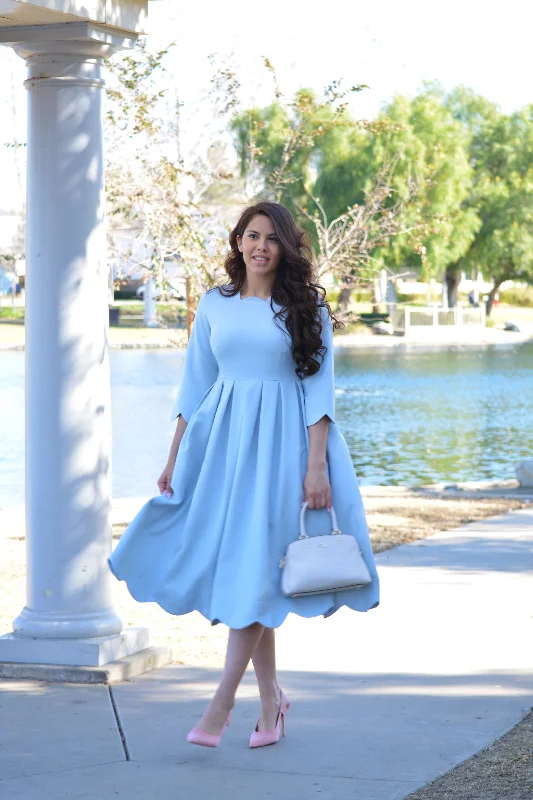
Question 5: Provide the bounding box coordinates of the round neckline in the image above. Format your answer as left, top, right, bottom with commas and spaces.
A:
239, 293, 271, 303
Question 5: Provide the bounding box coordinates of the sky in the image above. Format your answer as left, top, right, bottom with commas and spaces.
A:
147, 0, 533, 118
1, 0, 533, 214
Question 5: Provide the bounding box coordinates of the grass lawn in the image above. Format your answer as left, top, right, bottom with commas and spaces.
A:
489, 304, 533, 325
0, 307, 24, 320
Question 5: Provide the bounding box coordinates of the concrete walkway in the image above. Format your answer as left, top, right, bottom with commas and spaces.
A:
1, 508, 533, 799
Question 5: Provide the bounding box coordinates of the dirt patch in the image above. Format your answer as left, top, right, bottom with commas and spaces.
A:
364, 495, 528, 553
406, 707, 533, 800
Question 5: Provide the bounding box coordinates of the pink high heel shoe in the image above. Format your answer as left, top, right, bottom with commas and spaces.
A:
249, 690, 290, 748
187, 710, 232, 748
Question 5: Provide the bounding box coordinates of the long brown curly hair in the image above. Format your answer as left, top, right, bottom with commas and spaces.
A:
218, 202, 343, 379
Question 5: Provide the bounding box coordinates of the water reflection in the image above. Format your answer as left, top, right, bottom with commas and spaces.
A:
0, 343, 532, 504
336, 344, 533, 486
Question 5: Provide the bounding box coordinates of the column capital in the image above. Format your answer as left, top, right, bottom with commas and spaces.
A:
14, 40, 119, 76
0, 21, 140, 85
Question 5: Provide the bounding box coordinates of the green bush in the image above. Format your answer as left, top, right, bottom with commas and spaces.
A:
339, 320, 369, 335
326, 288, 371, 306
0, 307, 25, 320
498, 285, 533, 307
117, 302, 186, 319
116, 304, 143, 315
326, 290, 340, 305
396, 293, 428, 305
157, 305, 186, 324
352, 291, 371, 302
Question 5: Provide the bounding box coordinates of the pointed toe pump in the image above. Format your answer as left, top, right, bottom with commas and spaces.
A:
187, 710, 232, 748
249, 690, 290, 749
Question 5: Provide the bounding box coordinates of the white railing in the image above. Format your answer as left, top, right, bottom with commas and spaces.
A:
392, 306, 486, 334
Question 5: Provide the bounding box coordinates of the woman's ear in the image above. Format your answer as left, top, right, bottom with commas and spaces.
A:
236, 235, 242, 252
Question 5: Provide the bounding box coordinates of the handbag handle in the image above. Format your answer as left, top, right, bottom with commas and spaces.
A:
299, 500, 341, 539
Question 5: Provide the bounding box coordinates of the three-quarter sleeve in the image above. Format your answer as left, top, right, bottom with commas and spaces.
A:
170, 294, 219, 423
301, 304, 336, 427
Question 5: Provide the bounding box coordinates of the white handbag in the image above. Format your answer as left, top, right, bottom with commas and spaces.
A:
279, 501, 372, 598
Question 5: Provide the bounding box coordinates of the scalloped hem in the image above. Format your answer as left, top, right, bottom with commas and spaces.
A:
108, 558, 379, 630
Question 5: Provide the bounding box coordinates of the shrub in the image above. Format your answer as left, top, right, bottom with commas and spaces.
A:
0, 307, 25, 320
498, 285, 533, 307
326, 288, 372, 307
395, 294, 434, 306
338, 321, 370, 335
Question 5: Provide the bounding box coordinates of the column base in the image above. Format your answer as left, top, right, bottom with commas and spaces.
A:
13, 607, 124, 640
0, 626, 149, 667
0, 646, 172, 685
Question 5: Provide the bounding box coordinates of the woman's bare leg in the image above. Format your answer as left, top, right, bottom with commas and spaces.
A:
251, 626, 282, 731
196, 623, 265, 735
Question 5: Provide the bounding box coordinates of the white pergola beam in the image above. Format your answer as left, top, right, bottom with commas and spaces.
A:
0, 1, 147, 33
0, 19, 144, 46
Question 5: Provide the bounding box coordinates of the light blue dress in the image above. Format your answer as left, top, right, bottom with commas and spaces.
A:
108, 285, 380, 629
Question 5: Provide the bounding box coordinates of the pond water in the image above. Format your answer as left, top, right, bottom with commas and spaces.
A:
1, 343, 532, 506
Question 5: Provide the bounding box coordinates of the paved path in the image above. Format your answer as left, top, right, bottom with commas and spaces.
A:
1, 508, 533, 799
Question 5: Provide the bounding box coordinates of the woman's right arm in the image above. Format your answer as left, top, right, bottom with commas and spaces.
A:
163, 292, 218, 495
158, 413, 188, 496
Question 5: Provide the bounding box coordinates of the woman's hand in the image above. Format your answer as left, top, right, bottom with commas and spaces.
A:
303, 466, 332, 510
160, 416, 188, 497
158, 462, 175, 497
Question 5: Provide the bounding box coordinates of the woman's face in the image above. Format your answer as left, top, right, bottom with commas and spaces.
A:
236, 214, 282, 279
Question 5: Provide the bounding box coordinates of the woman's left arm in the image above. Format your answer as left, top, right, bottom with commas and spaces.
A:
301, 305, 336, 511
304, 416, 331, 510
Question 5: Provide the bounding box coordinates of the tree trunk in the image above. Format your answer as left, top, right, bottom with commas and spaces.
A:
485, 279, 503, 316
336, 287, 353, 314
372, 278, 381, 315
445, 268, 460, 308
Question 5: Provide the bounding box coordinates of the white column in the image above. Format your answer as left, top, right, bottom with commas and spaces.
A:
0, 25, 149, 666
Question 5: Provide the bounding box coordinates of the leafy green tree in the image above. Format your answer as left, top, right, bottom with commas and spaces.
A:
235, 81, 479, 309
232, 75, 431, 311
232, 72, 366, 213
312, 124, 373, 221
447, 88, 533, 313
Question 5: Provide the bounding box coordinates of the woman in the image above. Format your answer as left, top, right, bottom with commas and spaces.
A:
108, 201, 379, 749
